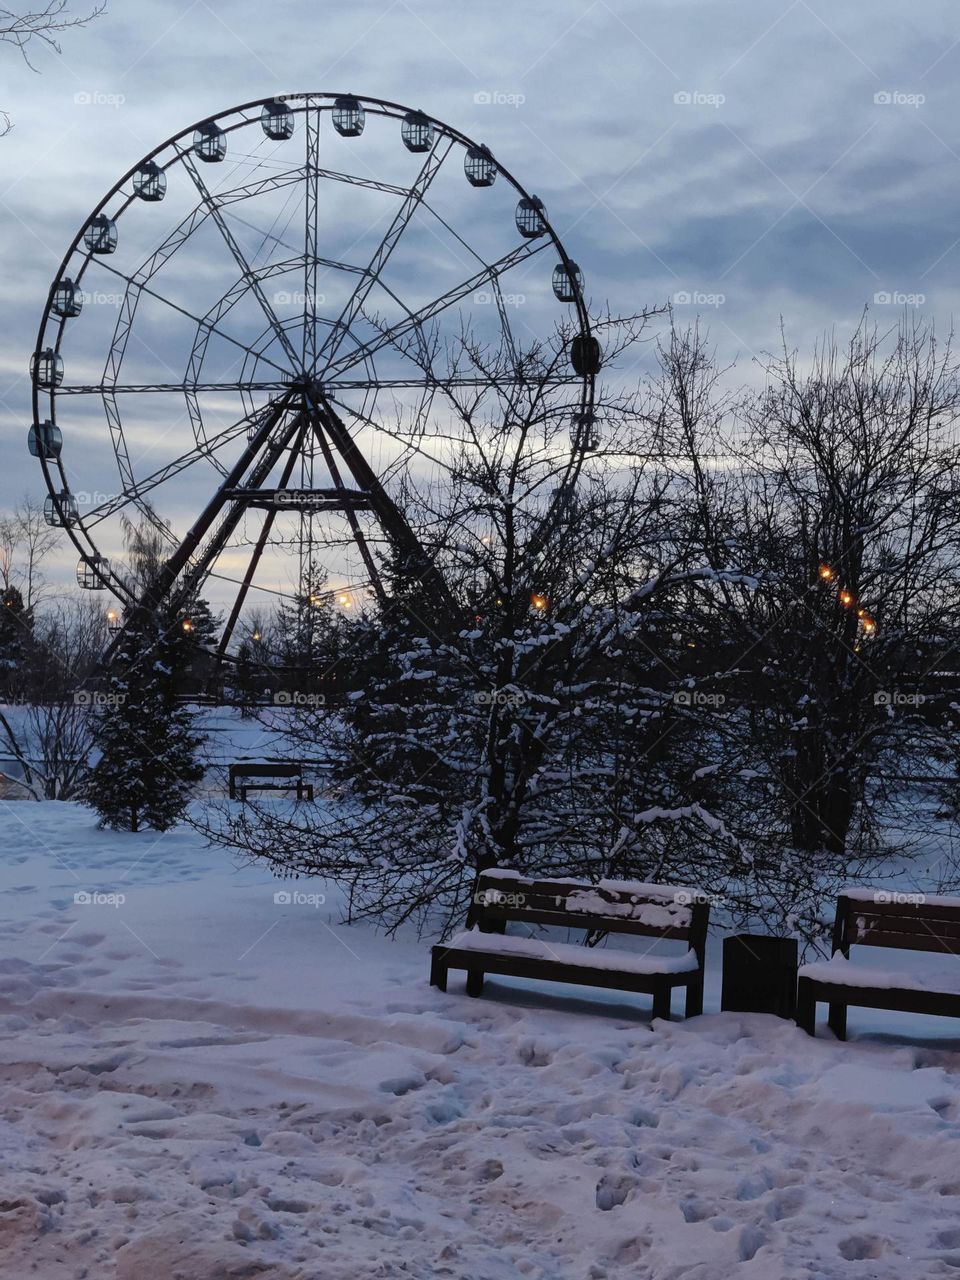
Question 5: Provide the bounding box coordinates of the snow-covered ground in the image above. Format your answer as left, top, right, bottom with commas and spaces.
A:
3, 800, 960, 1279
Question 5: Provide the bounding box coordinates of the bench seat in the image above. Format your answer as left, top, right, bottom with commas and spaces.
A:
447, 929, 699, 976
800, 955, 960, 997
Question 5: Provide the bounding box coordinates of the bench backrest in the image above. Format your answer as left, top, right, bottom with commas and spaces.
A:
467, 871, 710, 962
229, 761, 302, 780
834, 891, 960, 959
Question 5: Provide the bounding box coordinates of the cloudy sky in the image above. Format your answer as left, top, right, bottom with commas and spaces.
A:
0, 0, 957, 600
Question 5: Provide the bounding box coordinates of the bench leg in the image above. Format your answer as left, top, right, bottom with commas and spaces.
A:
429, 954, 447, 992
795, 979, 816, 1036
465, 969, 484, 998
827, 1000, 848, 1042
652, 986, 671, 1021
684, 975, 704, 1019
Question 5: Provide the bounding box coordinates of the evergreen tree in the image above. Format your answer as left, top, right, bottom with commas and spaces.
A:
80, 618, 204, 832
0, 586, 31, 698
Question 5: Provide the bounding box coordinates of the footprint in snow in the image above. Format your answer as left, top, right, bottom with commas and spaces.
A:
379, 1074, 425, 1096
738, 1224, 766, 1261
595, 1173, 636, 1210
838, 1234, 886, 1261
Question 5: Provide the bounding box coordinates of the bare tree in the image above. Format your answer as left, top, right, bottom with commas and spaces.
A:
0, 597, 106, 799
0, 497, 61, 609
1, 0, 105, 133
200, 314, 751, 935
660, 316, 960, 932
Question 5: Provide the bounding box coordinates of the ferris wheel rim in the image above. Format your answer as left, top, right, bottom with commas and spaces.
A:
30, 91, 597, 631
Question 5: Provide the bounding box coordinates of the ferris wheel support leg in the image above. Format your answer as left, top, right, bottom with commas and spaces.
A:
99, 396, 300, 670
216, 422, 307, 657
310, 392, 457, 629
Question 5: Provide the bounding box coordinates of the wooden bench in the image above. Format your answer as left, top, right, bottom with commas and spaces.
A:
796, 889, 960, 1038
228, 761, 314, 802
430, 871, 710, 1020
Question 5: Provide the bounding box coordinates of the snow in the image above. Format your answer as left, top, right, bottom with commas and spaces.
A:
842, 885, 960, 909
2, 801, 960, 1278
800, 954, 960, 995
444, 929, 699, 975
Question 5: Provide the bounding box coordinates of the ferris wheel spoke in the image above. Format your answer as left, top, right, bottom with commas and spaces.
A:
57, 381, 294, 395
95, 259, 293, 381
303, 103, 321, 373
321, 239, 549, 381
309, 166, 409, 197
327, 393, 462, 481
316, 135, 455, 372
180, 150, 303, 373
326, 374, 573, 391
87, 416, 275, 529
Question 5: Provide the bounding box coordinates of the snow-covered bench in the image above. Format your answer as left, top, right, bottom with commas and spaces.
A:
430, 870, 710, 1020
228, 760, 313, 802
796, 889, 960, 1039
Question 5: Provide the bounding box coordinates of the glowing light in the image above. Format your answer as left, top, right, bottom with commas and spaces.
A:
252, 630, 261, 642
337, 592, 353, 609
839, 591, 853, 607
530, 592, 548, 611
181, 618, 194, 633
819, 564, 834, 581
106, 609, 118, 623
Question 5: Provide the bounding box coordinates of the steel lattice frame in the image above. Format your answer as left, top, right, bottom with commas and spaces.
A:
30, 92, 596, 660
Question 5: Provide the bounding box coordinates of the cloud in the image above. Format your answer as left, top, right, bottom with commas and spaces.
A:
1, 0, 958, 605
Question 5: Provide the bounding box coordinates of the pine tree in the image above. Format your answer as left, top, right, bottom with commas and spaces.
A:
0, 586, 31, 699
80, 618, 204, 832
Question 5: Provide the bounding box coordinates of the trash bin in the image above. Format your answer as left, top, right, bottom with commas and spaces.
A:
721, 934, 798, 1018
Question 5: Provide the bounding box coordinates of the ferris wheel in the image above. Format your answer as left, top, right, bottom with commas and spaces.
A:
29, 92, 598, 656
